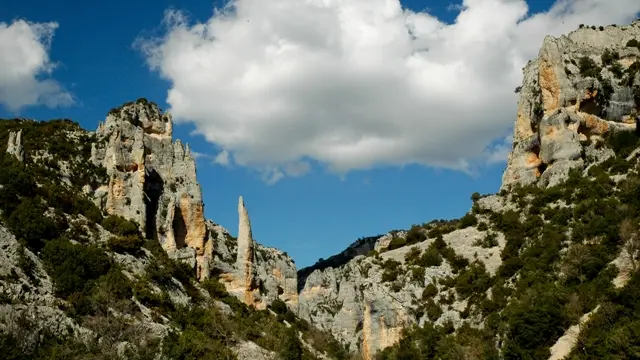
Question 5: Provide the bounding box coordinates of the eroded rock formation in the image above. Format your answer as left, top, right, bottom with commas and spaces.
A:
88, 99, 297, 309
90, 99, 211, 279
502, 22, 640, 189
217, 196, 298, 310
6, 130, 24, 162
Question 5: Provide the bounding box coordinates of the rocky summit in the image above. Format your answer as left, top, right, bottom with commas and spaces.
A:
1, 20, 640, 360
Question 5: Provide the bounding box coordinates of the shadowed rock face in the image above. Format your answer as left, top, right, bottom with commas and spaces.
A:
501, 22, 640, 190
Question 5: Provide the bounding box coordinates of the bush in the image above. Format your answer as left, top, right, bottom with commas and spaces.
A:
107, 234, 144, 254
417, 247, 443, 267
454, 262, 492, 299
101, 215, 140, 237
7, 198, 66, 251
422, 283, 438, 299
601, 49, 619, 66
474, 232, 499, 248
202, 278, 230, 299
270, 299, 288, 315
41, 238, 111, 298
578, 56, 601, 78
404, 247, 422, 264
425, 299, 442, 321
458, 213, 477, 229
411, 267, 425, 283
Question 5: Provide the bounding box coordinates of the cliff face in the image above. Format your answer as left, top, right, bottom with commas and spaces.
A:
502, 22, 640, 189
88, 99, 297, 310
90, 99, 211, 279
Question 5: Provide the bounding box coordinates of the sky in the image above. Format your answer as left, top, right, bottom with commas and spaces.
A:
1, 0, 639, 268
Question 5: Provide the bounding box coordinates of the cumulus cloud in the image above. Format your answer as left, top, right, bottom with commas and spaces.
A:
0, 19, 73, 112
138, 0, 640, 182
213, 150, 231, 166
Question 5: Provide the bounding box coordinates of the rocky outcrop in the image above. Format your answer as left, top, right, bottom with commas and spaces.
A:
223, 196, 257, 306
502, 22, 640, 190
218, 196, 298, 309
298, 224, 503, 359
6, 130, 24, 162
90, 99, 211, 279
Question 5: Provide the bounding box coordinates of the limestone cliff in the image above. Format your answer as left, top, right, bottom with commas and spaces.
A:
88, 99, 296, 309
502, 21, 640, 189
90, 99, 211, 279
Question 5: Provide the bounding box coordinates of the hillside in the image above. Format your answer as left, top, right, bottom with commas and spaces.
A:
0, 107, 349, 360
0, 19, 639, 360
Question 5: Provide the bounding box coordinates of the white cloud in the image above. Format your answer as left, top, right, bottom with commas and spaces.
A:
485, 134, 514, 164
0, 19, 73, 112
213, 150, 231, 166
138, 0, 640, 183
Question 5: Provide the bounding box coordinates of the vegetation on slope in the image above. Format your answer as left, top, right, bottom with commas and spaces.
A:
0, 119, 350, 360
376, 131, 640, 359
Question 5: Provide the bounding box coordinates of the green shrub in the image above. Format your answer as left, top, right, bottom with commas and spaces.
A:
458, 213, 477, 229
202, 278, 230, 299
422, 283, 438, 299
404, 246, 422, 264
578, 56, 602, 78
454, 262, 492, 299
270, 299, 288, 315
601, 48, 619, 66
107, 234, 144, 254
425, 299, 442, 321
474, 232, 499, 248
411, 267, 425, 283
101, 215, 140, 237
610, 61, 625, 79
417, 247, 443, 267
41, 238, 111, 298
7, 198, 66, 251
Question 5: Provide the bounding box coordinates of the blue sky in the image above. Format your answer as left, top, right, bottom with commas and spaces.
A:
0, 0, 636, 268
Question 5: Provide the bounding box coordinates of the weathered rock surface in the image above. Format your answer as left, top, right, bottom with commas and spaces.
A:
502, 22, 640, 190
6, 130, 23, 162
217, 196, 298, 309
298, 224, 503, 358
90, 99, 212, 279
88, 100, 297, 310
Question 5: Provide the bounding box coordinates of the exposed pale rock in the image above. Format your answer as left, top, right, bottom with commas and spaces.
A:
548, 306, 600, 360
91, 99, 211, 280
6, 130, 24, 162
213, 197, 298, 309
502, 23, 640, 190
233, 340, 275, 360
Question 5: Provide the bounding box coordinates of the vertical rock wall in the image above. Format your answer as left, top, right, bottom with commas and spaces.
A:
6, 130, 24, 162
